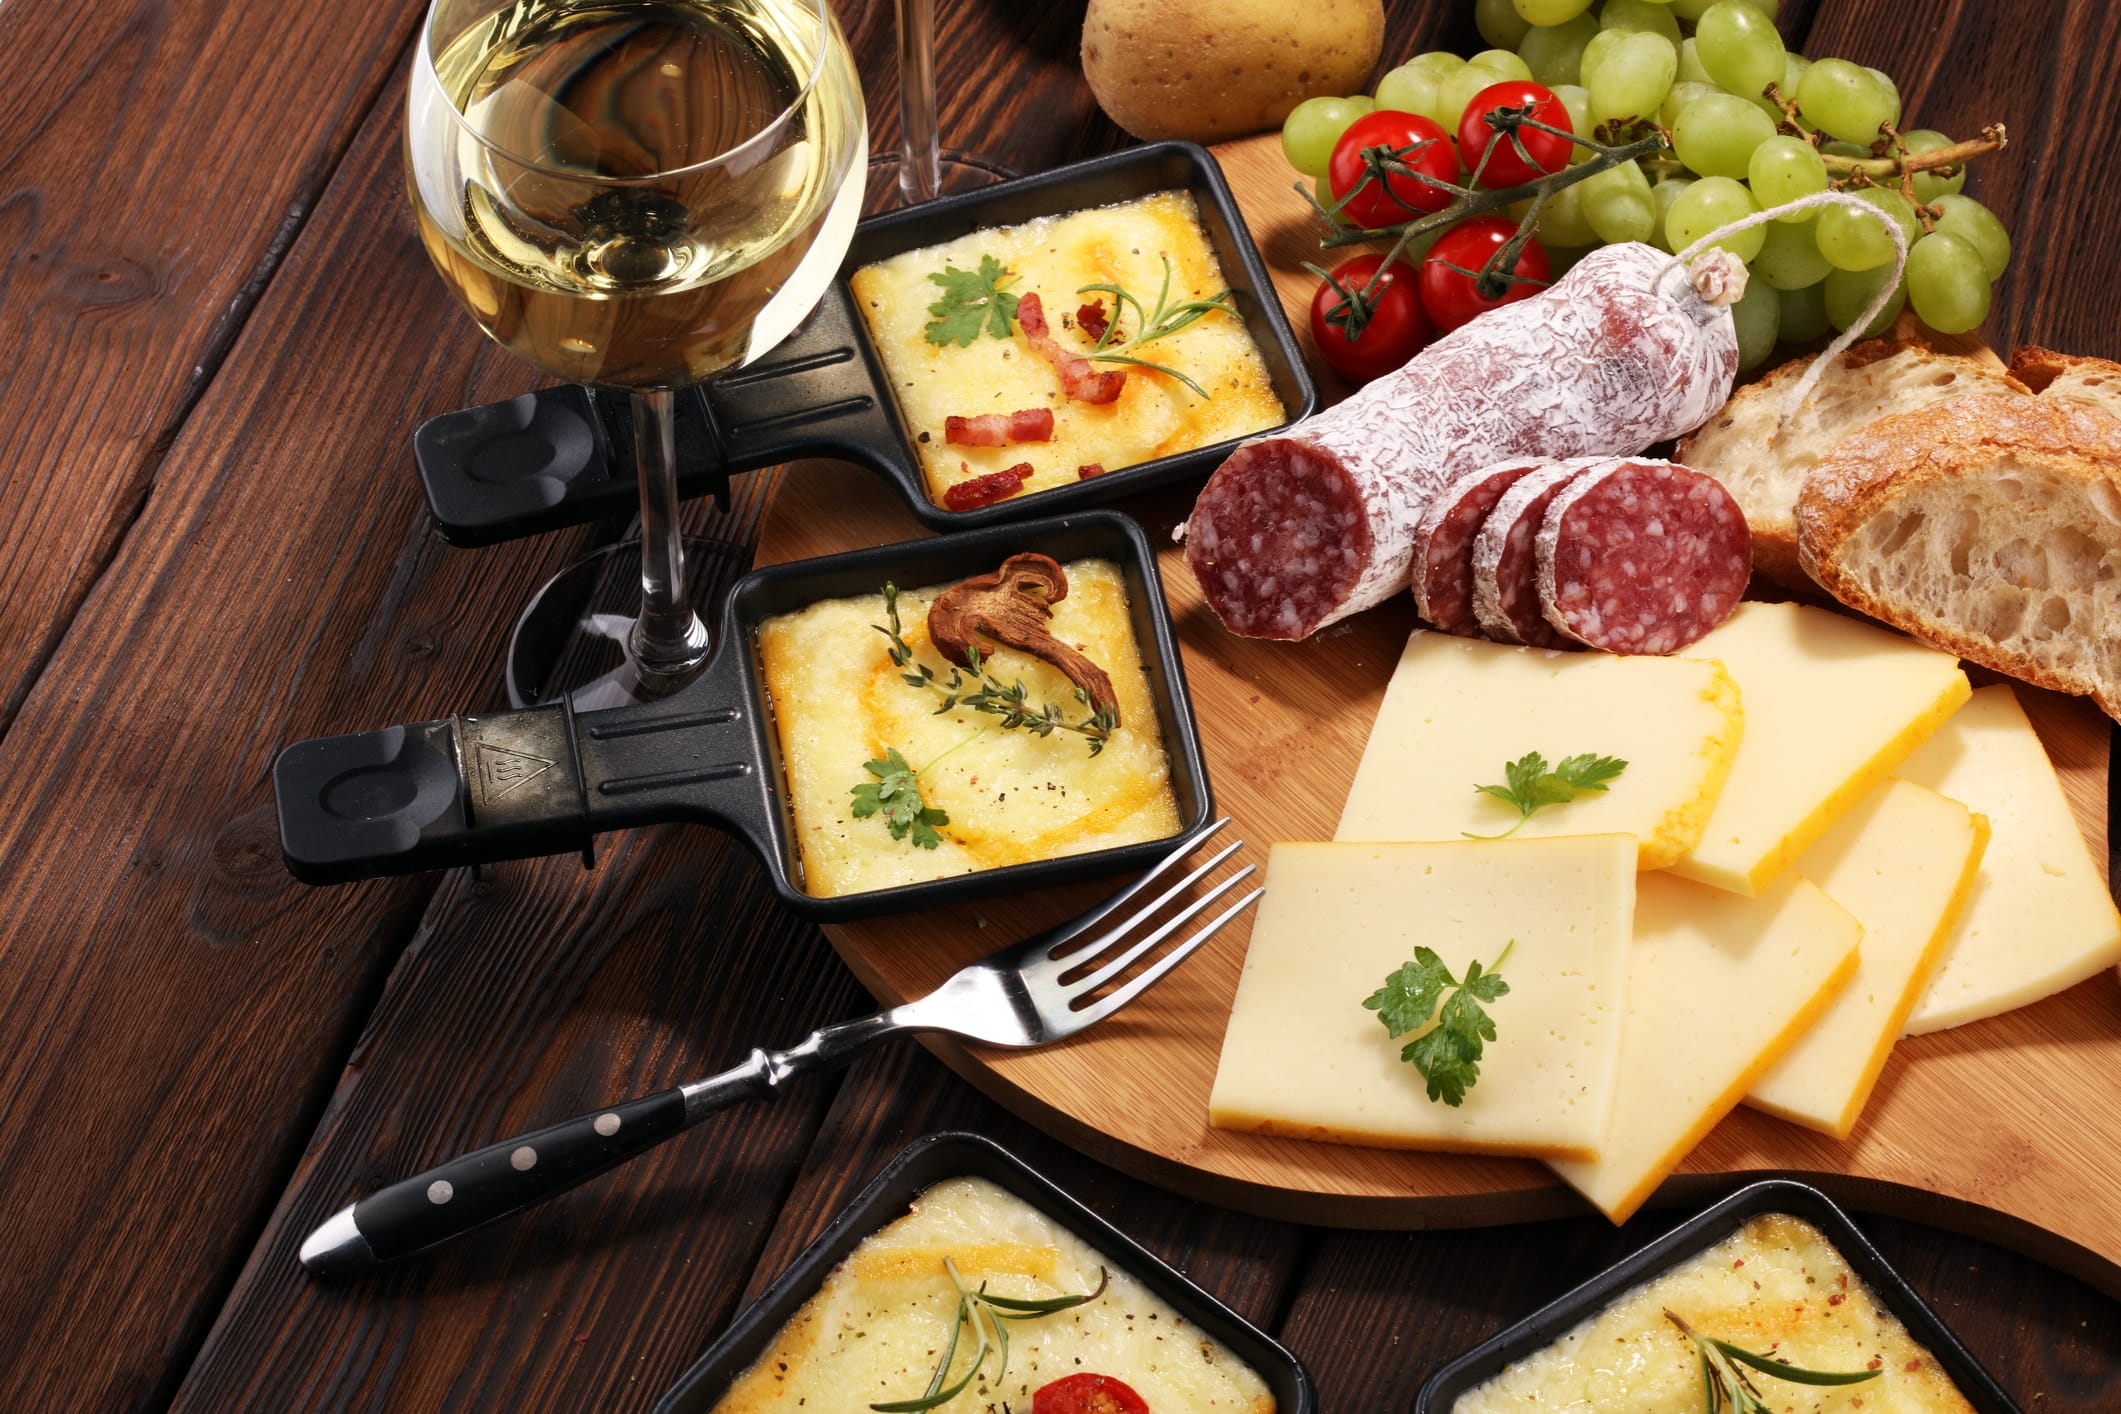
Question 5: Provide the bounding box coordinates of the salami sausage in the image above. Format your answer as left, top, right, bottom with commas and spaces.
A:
1537, 458, 1751, 654
1183, 243, 1742, 640
1411, 460, 1540, 635
1471, 460, 1600, 647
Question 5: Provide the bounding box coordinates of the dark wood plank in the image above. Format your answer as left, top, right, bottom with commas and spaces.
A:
0, 0, 429, 734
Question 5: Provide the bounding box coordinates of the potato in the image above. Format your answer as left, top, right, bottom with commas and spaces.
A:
1081, 0, 1385, 144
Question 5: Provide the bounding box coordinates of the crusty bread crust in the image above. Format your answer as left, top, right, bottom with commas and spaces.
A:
1796, 394, 2121, 719
2010, 345, 2121, 424
1678, 339, 2028, 588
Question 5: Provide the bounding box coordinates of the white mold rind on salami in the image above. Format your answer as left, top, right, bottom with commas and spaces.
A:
1472, 459, 1607, 646
1537, 458, 1753, 654
1411, 460, 1541, 634
1184, 243, 1740, 640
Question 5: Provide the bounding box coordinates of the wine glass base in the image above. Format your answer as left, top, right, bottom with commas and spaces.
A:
506, 538, 736, 710
863, 149, 1017, 213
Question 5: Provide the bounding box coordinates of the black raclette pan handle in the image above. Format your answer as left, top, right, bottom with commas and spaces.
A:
273, 660, 772, 883
412, 284, 910, 548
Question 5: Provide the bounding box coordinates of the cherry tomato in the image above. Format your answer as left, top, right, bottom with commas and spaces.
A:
1327, 110, 1459, 229
1034, 1372, 1151, 1414
1308, 254, 1434, 383
1457, 80, 1574, 189
1419, 216, 1552, 334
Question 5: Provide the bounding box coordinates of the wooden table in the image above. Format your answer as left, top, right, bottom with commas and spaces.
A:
1, 0, 2115, 1409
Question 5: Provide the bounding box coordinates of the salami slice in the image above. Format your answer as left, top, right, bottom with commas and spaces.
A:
1472, 460, 1602, 647
1184, 243, 1743, 640
1411, 460, 1541, 635
1537, 458, 1752, 654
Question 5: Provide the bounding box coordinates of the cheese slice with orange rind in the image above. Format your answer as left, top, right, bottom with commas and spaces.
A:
1549, 871, 1861, 1224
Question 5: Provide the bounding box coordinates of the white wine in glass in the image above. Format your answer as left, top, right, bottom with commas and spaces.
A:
407, 0, 865, 706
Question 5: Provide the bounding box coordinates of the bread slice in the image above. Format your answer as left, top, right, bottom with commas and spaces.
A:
1677, 340, 2029, 588
2010, 346, 2121, 424
1795, 394, 2121, 719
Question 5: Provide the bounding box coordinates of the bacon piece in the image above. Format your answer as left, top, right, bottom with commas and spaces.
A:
942, 463, 1032, 511
1076, 299, 1111, 343
1018, 293, 1127, 405
1077, 463, 1106, 479
945, 414, 1009, 447
1008, 407, 1055, 442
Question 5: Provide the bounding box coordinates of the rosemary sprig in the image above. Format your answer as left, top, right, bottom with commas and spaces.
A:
870, 1260, 1110, 1412
1076, 254, 1238, 398
1665, 1309, 1881, 1414
874, 583, 1117, 755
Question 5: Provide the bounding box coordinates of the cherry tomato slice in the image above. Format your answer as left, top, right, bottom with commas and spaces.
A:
1419, 216, 1552, 334
1457, 80, 1574, 189
1034, 1372, 1151, 1414
1327, 110, 1459, 229
1308, 253, 1434, 384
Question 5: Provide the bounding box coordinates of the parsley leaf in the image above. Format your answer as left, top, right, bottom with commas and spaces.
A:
1466, 750, 1627, 839
850, 747, 949, 849
1363, 942, 1513, 1106
923, 255, 1020, 347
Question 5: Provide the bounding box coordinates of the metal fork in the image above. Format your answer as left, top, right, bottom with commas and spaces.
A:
299, 821, 1259, 1276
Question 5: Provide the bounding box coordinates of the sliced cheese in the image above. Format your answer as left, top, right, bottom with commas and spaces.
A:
1335, 632, 1744, 870
1897, 685, 2121, 1033
1208, 836, 1635, 1160
1667, 601, 1970, 896
1549, 872, 1861, 1223
1746, 780, 1987, 1137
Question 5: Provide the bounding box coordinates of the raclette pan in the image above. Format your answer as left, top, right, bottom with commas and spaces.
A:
273, 510, 1212, 921
415, 140, 1317, 546
651, 1131, 1317, 1413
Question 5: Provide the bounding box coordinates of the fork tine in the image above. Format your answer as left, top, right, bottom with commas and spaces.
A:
1050, 837, 1246, 968
1063, 861, 1255, 996
1030, 818, 1231, 956
1066, 883, 1265, 1029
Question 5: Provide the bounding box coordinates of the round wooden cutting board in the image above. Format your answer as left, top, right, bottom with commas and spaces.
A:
753, 134, 2121, 1296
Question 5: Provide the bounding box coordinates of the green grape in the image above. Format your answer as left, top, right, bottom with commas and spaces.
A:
1814, 187, 1917, 271
1665, 175, 1764, 260
1796, 58, 1896, 144
1282, 95, 1372, 177
1658, 80, 1716, 129
1599, 0, 1682, 44
1901, 129, 1968, 203
1780, 53, 1810, 103
1478, 0, 1534, 48
1439, 65, 1501, 133
1650, 175, 1695, 252
1586, 30, 1678, 125
1731, 273, 1782, 369
1819, 139, 1867, 161
1696, 1, 1786, 105
1905, 231, 1991, 334
1671, 91, 1777, 179
1748, 134, 1828, 219
1671, 0, 1774, 19
1551, 83, 1595, 158
1581, 158, 1657, 243
1677, 36, 1714, 86
1513, 0, 1595, 22
1824, 263, 1907, 336
1519, 13, 1601, 88
1931, 194, 2012, 280
1777, 280, 1831, 341
1467, 48, 1535, 81
1752, 217, 1831, 288
1518, 179, 1599, 246
1862, 66, 1903, 129
1375, 55, 1458, 118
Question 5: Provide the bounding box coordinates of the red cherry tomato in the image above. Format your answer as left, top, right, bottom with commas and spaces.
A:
1327, 111, 1459, 229
1308, 254, 1434, 383
1034, 1373, 1151, 1414
1457, 80, 1574, 189
1419, 216, 1552, 334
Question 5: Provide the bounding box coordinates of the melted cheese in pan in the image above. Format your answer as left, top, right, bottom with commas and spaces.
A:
1453, 1215, 1975, 1413
713, 1177, 1275, 1413
849, 191, 1286, 508
758, 559, 1180, 898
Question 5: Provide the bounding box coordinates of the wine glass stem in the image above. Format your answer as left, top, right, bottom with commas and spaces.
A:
627, 386, 712, 684
895, 0, 940, 204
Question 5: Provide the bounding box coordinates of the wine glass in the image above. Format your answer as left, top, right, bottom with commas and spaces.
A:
868, 0, 1011, 210
407, 0, 866, 707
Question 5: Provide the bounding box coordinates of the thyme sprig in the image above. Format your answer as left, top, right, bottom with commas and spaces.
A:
1664, 1309, 1882, 1414
870, 1260, 1110, 1412
1076, 254, 1238, 398
876, 583, 1117, 755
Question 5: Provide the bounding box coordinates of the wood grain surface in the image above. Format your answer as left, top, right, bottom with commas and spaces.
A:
0, 0, 2114, 1409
